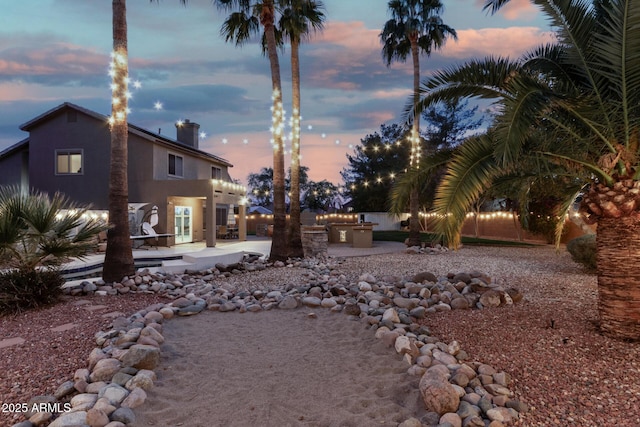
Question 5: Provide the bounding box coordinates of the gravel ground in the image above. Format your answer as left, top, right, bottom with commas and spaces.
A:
0, 294, 169, 426
340, 246, 640, 426
2, 245, 640, 426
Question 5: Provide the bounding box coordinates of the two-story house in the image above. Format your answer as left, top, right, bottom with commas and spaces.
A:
0, 102, 246, 247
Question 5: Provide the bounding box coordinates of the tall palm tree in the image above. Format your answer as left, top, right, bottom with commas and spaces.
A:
401, 0, 640, 339
103, 0, 135, 282
380, 0, 456, 247
217, 0, 288, 261
277, 0, 325, 258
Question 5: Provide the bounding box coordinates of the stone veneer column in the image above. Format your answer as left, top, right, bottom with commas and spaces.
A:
301, 226, 328, 258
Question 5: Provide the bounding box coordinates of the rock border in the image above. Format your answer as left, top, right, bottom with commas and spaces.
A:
13, 256, 527, 427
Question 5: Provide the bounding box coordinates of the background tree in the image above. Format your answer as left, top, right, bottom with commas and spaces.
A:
345, 100, 481, 214
247, 166, 310, 209
217, 0, 288, 261
278, 0, 325, 257
302, 180, 340, 212
248, 167, 275, 208
423, 99, 482, 152
380, 0, 456, 246
103, 0, 135, 283
341, 124, 410, 212
401, 0, 640, 339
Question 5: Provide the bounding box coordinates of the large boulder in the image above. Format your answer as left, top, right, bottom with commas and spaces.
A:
412, 271, 437, 283
419, 377, 460, 415
120, 344, 161, 370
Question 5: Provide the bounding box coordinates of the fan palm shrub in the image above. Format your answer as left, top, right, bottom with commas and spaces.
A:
0, 186, 107, 314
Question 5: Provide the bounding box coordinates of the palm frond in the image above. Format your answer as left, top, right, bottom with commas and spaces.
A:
405, 56, 521, 123
590, 0, 640, 150
431, 134, 501, 248
388, 148, 454, 215
220, 11, 260, 46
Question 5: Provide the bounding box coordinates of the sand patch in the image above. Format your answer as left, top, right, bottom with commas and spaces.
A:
133, 309, 425, 426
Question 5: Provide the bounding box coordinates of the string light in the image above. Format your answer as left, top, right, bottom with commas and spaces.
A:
108, 49, 129, 127
408, 127, 422, 168
210, 179, 247, 194
270, 88, 286, 152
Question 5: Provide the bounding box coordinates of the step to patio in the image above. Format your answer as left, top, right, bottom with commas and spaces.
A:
181, 250, 245, 272
161, 259, 197, 274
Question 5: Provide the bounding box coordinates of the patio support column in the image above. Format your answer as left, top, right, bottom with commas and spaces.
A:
206, 188, 217, 247
238, 204, 247, 241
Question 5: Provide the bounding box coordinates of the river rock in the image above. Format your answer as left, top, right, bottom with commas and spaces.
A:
479, 290, 502, 308
278, 295, 298, 309
140, 326, 164, 344
121, 387, 147, 409
86, 407, 110, 427
382, 307, 400, 323
110, 407, 136, 424
120, 344, 160, 370
412, 271, 437, 283
98, 384, 129, 405
48, 411, 88, 427
70, 393, 98, 411
440, 412, 462, 427
419, 379, 460, 415
125, 369, 156, 390
90, 358, 121, 382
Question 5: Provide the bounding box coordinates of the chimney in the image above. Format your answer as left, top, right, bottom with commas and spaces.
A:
176, 119, 200, 148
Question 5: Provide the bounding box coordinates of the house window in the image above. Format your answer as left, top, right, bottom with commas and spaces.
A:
216, 207, 227, 226
168, 153, 183, 177
212, 166, 222, 179
56, 150, 83, 174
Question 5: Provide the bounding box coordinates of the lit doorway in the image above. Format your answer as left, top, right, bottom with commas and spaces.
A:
174, 206, 192, 244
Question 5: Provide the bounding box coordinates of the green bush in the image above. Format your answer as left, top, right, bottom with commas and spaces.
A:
0, 269, 65, 315
566, 234, 597, 272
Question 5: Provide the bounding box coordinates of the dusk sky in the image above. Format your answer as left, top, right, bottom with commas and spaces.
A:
0, 0, 550, 185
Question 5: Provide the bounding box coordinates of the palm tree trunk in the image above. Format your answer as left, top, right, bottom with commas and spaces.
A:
262, 1, 287, 262
407, 38, 421, 247
103, 0, 134, 283
287, 39, 304, 258
596, 217, 640, 340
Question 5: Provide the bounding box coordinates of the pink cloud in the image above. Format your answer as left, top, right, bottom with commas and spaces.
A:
313, 21, 381, 51
474, 0, 538, 21
444, 27, 555, 59
0, 42, 107, 78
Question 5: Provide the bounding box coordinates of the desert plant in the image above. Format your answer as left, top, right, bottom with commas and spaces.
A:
0, 270, 65, 315
0, 186, 107, 272
566, 234, 597, 272
0, 186, 107, 313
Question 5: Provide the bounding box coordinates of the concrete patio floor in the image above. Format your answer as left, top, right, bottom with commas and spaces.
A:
61, 236, 406, 281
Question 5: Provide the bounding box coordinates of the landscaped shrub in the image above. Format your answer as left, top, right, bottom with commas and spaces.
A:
0, 186, 107, 314
0, 269, 65, 315
566, 234, 597, 272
